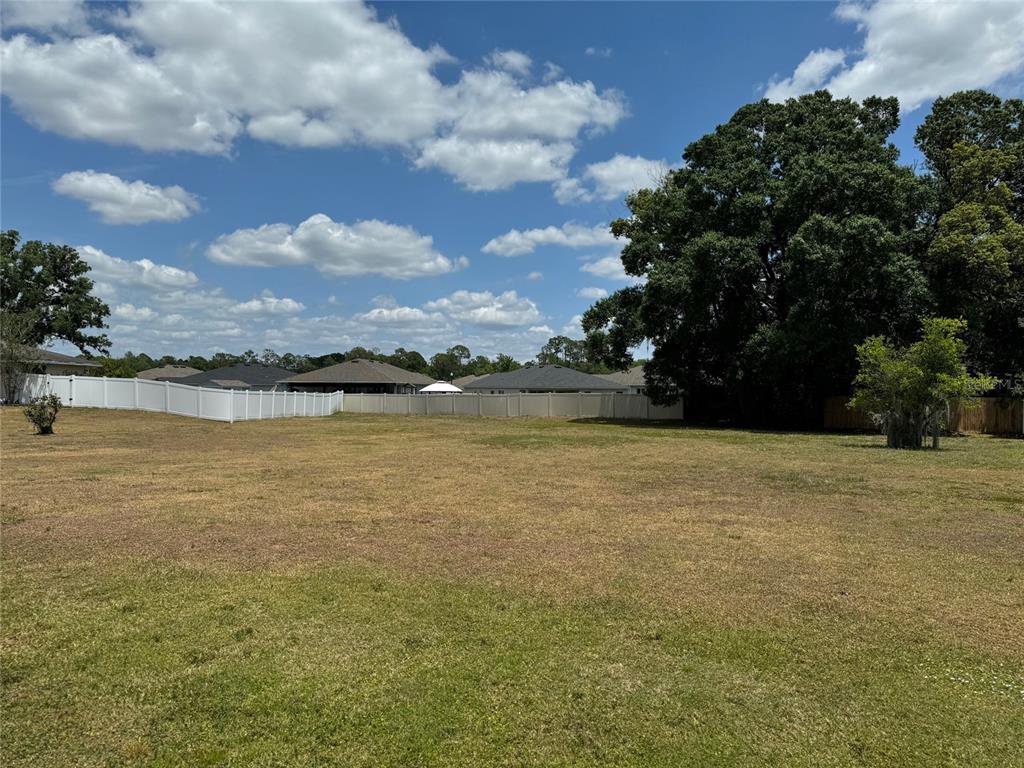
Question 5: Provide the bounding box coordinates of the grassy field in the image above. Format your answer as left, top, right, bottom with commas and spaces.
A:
2, 408, 1022, 767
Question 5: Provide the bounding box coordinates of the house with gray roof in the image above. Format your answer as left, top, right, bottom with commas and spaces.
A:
175, 363, 293, 390
599, 364, 648, 395
462, 365, 626, 394
283, 358, 434, 394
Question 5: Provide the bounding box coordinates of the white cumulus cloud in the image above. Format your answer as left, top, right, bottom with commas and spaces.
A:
576, 286, 609, 300
424, 290, 543, 328
485, 49, 532, 76
1, 1, 626, 190
482, 222, 617, 257
580, 255, 630, 281
80, 245, 200, 290
766, 0, 1024, 112
53, 170, 199, 224
207, 214, 459, 279
230, 291, 305, 316
555, 153, 670, 204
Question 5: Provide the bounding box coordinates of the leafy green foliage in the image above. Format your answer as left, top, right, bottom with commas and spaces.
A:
0, 311, 37, 403
583, 89, 1022, 424
850, 318, 995, 449
23, 393, 63, 435
924, 143, 1024, 383
585, 92, 929, 423
0, 231, 110, 354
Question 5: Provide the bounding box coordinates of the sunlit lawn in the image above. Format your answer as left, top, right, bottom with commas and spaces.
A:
2, 408, 1022, 766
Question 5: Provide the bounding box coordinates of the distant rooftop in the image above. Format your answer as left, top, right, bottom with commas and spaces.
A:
599, 364, 646, 388
21, 348, 100, 368
284, 358, 434, 386
175, 363, 293, 389
137, 365, 201, 380
463, 365, 624, 391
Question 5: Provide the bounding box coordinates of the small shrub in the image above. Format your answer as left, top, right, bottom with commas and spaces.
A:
23, 394, 62, 435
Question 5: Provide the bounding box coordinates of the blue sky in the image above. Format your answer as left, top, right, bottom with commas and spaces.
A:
3, 1, 1022, 360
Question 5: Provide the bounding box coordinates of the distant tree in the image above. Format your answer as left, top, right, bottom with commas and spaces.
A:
98, 357, 137, 378
466, 355, 494, 376
210, 352, 242, 368
0, 230, 110, 353
344, 346, 384, 362
428, 351, 460, 381
492, 353, 521, 372
914, 90, 1023, 218
850, 317, 994, 449
388, 347, 429, 373
537, 336, 586, 368
449, 344, 471, 367
260, 348, 281, 367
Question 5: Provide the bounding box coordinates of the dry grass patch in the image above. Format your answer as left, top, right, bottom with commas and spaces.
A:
2, 408, 1022, 766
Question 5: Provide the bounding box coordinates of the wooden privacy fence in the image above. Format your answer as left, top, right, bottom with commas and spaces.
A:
823, 395, 1023, 435
341, 392, 684, 420
18, 374, 344, 423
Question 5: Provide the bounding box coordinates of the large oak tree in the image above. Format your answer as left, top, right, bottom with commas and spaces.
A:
584, 91, 931, 423
1, 230, 111, 354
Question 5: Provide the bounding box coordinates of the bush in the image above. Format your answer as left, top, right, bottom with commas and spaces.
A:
23, 394, 62, 435
850, 317, 995, 449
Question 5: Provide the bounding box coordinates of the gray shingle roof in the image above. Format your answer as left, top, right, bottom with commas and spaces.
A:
137, 365, 201, 380
452, 374, 484, 388
283, 358, 434, 387
463, 365, 625, 391
21, 348, 101, 367
175, 364, 293, 389
599, 364, 646, 387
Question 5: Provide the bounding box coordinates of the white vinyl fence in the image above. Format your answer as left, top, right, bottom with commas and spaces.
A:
341, 392, 684, 420
18, 374, 343, 423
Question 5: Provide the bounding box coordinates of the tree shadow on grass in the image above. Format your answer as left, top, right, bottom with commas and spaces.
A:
566, 418, 842, 438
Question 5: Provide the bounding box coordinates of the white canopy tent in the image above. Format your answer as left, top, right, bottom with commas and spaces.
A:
419, 381, 463, 394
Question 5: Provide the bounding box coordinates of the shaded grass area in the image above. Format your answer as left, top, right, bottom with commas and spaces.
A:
2, 408, 1023, 766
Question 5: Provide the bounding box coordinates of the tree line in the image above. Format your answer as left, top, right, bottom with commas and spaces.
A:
583, 89, 1023, 425
92, 336, 621, 382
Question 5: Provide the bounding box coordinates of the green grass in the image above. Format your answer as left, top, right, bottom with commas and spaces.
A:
2, 409, 1022, 766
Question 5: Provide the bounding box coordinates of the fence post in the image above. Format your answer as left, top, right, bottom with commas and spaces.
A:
45, 373, 52, 398
229, 390, 235, 424
69, 375, 75, 407
259, 389, 264, 419
518, 392, 522, 417
134, 378, 139, 409
244, 390, 249, 421
198, 388, 203, 419
547, 392, 552, 418
164, 380, 170, 412
103, 377, 108, 408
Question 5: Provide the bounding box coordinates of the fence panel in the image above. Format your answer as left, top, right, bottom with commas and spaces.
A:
138, 381, 165, 412
823, 395, 1022, 435
335, 392, 682, 420
17, 374, 341, 423
425, 396, 452, 415
383, 395, 409, 415
452, 396, 479, 416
